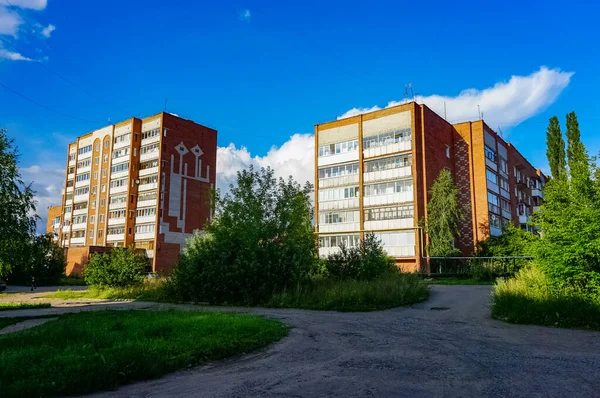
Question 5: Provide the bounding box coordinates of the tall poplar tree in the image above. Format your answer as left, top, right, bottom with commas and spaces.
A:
545, 116, 566, 179
565, 111, 591, 200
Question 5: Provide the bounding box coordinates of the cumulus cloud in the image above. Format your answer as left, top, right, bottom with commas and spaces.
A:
0, 46, 32, 60
40, 23, 54, 38
338, 66, 574, 128
20, 163, 65, 234
217, 134, 314, 194
240, 9, 251, 22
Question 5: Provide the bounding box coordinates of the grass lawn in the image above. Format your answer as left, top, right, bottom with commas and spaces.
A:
0, 302, 51, 311
0, 310, 287, 397
41, 280, 168, 301
267, 273, 429, 311
0, 317, 28, 330
428, 277, 496, 285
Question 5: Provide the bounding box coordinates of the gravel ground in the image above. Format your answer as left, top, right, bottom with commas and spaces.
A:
84, 285, 600, 398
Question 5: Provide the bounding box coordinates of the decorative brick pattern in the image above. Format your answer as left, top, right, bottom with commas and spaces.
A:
454, 137, 474, 249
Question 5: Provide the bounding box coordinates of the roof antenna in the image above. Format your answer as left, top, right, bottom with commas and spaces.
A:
444, 101, 447, 120
477, 105, 481, 120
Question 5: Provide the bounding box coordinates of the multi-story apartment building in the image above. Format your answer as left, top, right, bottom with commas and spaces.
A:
315, 102, 546, 272
48, 112, 217, 275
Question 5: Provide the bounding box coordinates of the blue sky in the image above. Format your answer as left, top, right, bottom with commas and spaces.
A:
1, 0, 598, 231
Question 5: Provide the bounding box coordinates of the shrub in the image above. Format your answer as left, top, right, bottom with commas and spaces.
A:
325, 233, 394, 280
6, 234, 66, 285
170, 167, 317, 305
84, 247, 148, 288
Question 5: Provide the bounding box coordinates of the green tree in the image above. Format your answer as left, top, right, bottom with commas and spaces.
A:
9, 234, 66, 285
566, 111, 592, 200
545, 116, 566, 179
0, 130, 37, 280
171, 166, 317, 305
423, 169, 465, 257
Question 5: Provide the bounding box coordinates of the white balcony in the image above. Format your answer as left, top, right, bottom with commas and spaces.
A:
139, 166, 159, 177
113, 139, 130, 150
70, 237, 86, 246
382, 245, 415, 257
53, 222, 61, 229
64, 199, 73, 206
364, 218, 414, 231
363, 141, 411, 159
109, 201, 127, 210
136, 215, 156, 224
72, 222, 87, 230
363, 166, 412, 183
68, 159, 76, 167
141, 135, 160, 145
363, 192, 413, 207
73, 207, 88, 216
108, 218, 126, 226
319, 247, 342, 257
74, 193, 89, 203
66, 186, 74, 193
532, 188, 544, 198
75, 179, 90, 188
110, 185, 128, 195
140, 151, 160, 162
139, 182, 158, 192
318, 198, 359, 211
145, 249, 154, 259
62, 225, 70, 233
134, 231, 155, 240
106, 233, 125, 242
317, 151, 359, 168
111, 170, 129, 180
78, 151, 92, 160
318, 222, 359, 233
67, 173, 74, 180
77, 165, 91, 175
137, 199, 157, 208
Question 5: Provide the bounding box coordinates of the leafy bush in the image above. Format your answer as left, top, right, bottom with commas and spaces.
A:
84, 247, 148, 288
170, 167, 317, 305
469, 259, 496, 282
326, 233, 394, 280
492, 264, 600, 329
6, 234, 66, 285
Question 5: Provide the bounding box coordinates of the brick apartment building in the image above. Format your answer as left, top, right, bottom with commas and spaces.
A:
47, 112, 217, 275
315, 102, 546, 272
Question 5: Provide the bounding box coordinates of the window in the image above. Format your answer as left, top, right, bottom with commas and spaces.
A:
139, 175, 158, 185
489, 212, 501, 228
99, 214, 104, 222
484, 145, 496, 162
63, 219, 70, 226
317, 139, 358, 157
77, 159, 91, 169
76, 173, 90, 183
64, 206, 72, 213
53, 216, 60, 224
92, 200, 96, 209
89, 230, 94, 238
66, 180, 74, 188
109, 194, 127, 205
488, 192, 500, 215
95, 143, 100, 151
486, 169, 498, 185
102, 170, 106, 178
101, 184, 106, 193
98, 230, 103, 238
111, 162, 129, 174
71, 230, 86, 238
90, 216, 95, 224
363, 180, 413, 196
318, 186, 360, 202
66, 192, 73, 200
501, 199, 510, 212
318, 163, 359, 179
113, 133, 131, 145
364, 204, 414, 221
94, 172, 98, 180
112, 147, 129, 160
138, 191, 157, 202
364, 155, 411, 173
318, 235, 360, 248
133, 148, 137, 157
362, 127, 412, 149
499, 158, 508, 174
104, 140, 109, 149
135, 224, 155, 234
318, 211, 358, 224
73, 202, 87, 210
140, 159, 159, 170
134, 241, 154, 250
107, 226, 125, 235
141, 128, 160, 140
500, 178, 510, 191
109, 209, 126, 219
74, 187, 89, 196
140, 142, 160, 156
92, 186, 97, 195
128, 227, 132, 235
101, 198, 105, 207
446, 146, 451, 158
67, 166, 75, 174
68, 153, 76, 161
78, 145, 92, 155
136, 207, 157, 217
110, 178, 128, 188
103, 154, 108, 163
72, 214, 87, 224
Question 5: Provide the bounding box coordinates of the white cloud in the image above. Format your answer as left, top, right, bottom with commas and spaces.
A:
338, 66, 574, 128
0, 6, 21, 36
216, 134, 314, 195
40, 23, 54, 38
20, 163, 65, 234
0, 46, 33, 60
5, 0, 47, 10
240, 9, 251, 22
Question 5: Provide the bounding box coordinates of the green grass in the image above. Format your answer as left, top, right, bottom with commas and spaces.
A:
428, 277, 496, 285
492, 266, 600, 330
0, 302, 51, 311
58, 276, 87, 286
0, 309, 287, 397
0, 317, 27, 329
41, 279, 169, 301
267, 273, 429, 311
